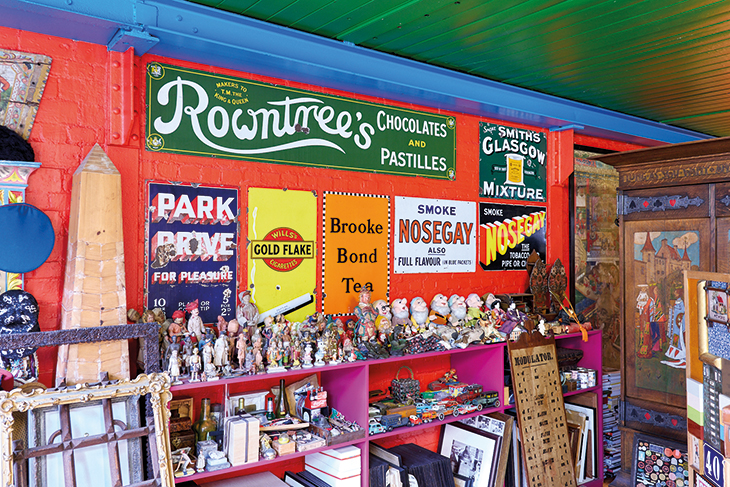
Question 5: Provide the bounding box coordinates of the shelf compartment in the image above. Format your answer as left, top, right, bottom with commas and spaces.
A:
173, 437, 367, 484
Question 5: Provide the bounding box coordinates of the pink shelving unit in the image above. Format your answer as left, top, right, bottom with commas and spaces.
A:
170, 330, 602, 486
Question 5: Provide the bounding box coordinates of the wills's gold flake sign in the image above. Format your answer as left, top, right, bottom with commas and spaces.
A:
146, 63, 456, 179
248, 188, 317, 323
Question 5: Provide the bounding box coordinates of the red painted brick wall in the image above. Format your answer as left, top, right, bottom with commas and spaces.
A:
0, 27, 642, 388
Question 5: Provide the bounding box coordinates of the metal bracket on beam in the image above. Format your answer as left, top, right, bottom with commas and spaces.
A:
550, 124, 585, 132
107, 49, 135, 146
107, 28, 158, 56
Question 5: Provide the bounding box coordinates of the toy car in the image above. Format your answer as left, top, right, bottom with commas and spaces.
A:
380, 413, 411, 431
472, 390, 500, 408
408, 414, 422, 426
455, 384, 483, 404
369, 421, 386, 435
453, 403, 480, 416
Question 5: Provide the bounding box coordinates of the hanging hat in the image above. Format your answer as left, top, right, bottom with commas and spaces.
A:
0, 203, 54, 273
0, 289, 40, 360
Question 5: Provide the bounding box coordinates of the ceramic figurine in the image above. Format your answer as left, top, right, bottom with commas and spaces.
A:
214, 315, 226, 336
188, 348, 202, 382
409, 297, 429, 331
261, 316, 274, 349
237, 290, 260, 335
181, 335, 194, 375
429, 294, 451, 326
244, 347, 255, 374
165, 335, 182, 371
448, 294, 467, 326
302, 342, 314, 368
214, 332, 231, 375
465, 293, 484, 326
186, 300, 204, 341
290, 337, 302, 369
353, 286, 378, 341
168, 349, 182, 384
202, 340, 215, 376
314, 337, 326, 366
391, 298, 413, 335
168, 310, 187, 338
254, 343, 265, 374
236, 332, 247, 370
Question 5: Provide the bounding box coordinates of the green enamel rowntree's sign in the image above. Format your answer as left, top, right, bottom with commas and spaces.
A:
146, 63, 456, 180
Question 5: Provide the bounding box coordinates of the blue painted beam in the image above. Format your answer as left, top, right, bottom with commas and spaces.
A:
0, 0, 710, 145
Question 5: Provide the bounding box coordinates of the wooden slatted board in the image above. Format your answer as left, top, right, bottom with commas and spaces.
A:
508, 329, 577, 487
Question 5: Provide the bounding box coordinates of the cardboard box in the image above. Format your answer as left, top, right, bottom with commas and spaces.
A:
272, 435, 296, 456
225, 414, 260, 466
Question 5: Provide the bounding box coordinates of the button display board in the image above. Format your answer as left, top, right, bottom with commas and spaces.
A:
508, 329, 577, 487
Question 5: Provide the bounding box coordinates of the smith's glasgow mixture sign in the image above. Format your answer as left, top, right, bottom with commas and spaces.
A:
146, 63, 456, 180
479, 122, 547, 201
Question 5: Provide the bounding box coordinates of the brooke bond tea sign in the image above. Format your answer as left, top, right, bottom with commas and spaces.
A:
146, 63, 456, 180
479, 202, 546, 271
322, 193, 390, 314
145, 181, 238, 323
479, 122, 547, 202
394, 196, 476, 274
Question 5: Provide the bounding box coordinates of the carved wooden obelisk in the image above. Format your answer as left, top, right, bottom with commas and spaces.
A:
56, 144, 129, 386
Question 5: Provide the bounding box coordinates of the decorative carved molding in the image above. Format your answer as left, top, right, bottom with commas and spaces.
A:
622, 400, 686, 432
616, 159, 730, 189
0, 373, 173, 487
619, 194, 704, 215
0, 323, 160, 374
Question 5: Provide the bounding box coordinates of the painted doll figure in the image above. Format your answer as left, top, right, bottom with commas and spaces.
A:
188, 347, 202, 382
186, 300, 204, 341
168, 310, 187, 338
662, 286, 686, 369
636, 285, 653, 358
648, 284, 666, 353
237, 290, 259, 336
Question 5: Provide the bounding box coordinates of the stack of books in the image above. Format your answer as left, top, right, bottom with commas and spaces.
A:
304, 445, 361, 487
603, 368, 621, 478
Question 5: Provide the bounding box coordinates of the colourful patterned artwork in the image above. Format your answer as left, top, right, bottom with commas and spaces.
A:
0, 49, 51, 139
631, 436, 688, 487
633, 230, 699, 396
0, 161, 41, 293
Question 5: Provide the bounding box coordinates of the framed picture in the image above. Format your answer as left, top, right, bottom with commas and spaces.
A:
169, 397, 194, 421
439, 422, 500, 487
623, 219, 709, 408
630, 433, 689, 487
29, 395, 143, 487
454, 473, 474, 487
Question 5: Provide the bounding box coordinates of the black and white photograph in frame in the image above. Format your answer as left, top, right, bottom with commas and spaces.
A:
439, 422, 500, 487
